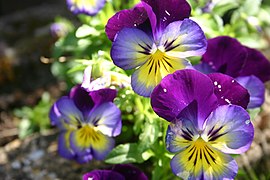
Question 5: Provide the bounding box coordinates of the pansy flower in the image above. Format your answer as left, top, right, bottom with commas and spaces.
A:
151, 69, 254, 179
82, 164, 148, 180
194, 36, 270, 108
106, 0, 207, 97
66, 0, 106, 16
49, 85, 122, 163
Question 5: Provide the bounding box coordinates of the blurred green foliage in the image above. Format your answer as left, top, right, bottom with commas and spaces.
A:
14, 93, 52, 139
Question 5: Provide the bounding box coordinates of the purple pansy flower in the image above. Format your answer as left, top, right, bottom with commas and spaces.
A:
106, 0, 207, 97
194, 36, 270, 108
66, 0, 106, 16
151, 69, 254, 179
82, 164, 148, 180
49, 85, 122, 163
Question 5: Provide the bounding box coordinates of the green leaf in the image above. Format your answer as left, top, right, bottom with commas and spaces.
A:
212, 0, 239, 16
105, 143, 145, 164
248, 108, 261, 121
75, 25, 100, 38
138, 120, 160, 151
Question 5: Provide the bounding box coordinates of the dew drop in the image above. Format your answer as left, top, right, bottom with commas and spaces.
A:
217, 85, 222, 89
165, 10, 171, 16
231, 80, 235, 83
134, 23, 137, 27
225, 98, 231, 104
245, 120, 250, 124
214, 81, 218, 86
163, 88, 167, 93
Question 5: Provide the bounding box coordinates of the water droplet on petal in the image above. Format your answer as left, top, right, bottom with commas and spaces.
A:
225, 98, 231, 104
245, 120, 250, 124
214, 81, 218, 86
163, 88, 167, 93
217, 85, 221, 89
165, 10, 171, 16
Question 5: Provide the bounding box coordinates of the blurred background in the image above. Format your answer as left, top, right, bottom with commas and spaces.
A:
0, 0, 270, 179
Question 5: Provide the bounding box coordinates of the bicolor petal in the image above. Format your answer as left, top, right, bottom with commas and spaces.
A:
208, 73, 250, 109
201, 36, 248, 77
111, 27, 154, 70
159, 19, 207, 58
66, 0, 106, 16
239, 47, 270, 83
202, 105, 254, 154
236, 75, 265, 109
70, 126, 115, 160
170, 141, 238, 180
88, 102, 122, 137
166, 113, 198, 153
151, 69, 218, 129
58, 130, 75, 159
105, 4, 148, 41
131, 55, 189, 97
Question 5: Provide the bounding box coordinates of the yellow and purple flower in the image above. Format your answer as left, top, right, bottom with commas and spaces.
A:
66, 0, 106, 16
194, 36, 270, 109
106, 0, 207, 97
151, 69, 254, 179
49, 85, 122, 163
82, 164, 148, 180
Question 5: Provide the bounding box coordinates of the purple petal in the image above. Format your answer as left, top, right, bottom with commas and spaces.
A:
69, 85, 95, 118
88, 102, 122, 137
49, 103, 64, 129
208, 73, 250, 109
193, 62, 215, 74
58, 131, 75, 160
66, 0, 106, 16
53, 96, 84, 125
70, 127, 115, 160
239, 47, 270, 82
83, 170, 125, 180
141, 2, 157, 39
201, 36, 248, 77
105, 4, 148, 41
151, 69, 218, 129
159, 19, 207, 58
236, 76, 265, 109
110, 27, 153, 70
90, 88, 117, 106
112, 164, 148, 180
170, 146, 238, 179
142, 0, 191, 37
75, 153, 94, 164
202, 105, 254, 154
